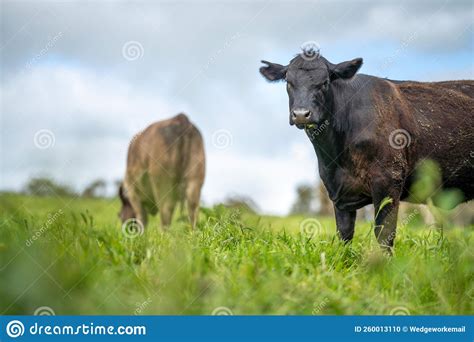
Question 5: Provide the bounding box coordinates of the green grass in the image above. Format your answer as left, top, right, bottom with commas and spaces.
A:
0, 193, 472, 315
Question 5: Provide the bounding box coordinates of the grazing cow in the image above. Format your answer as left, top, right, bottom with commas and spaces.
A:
119, 113, 205, 229
260, 53, 474, 249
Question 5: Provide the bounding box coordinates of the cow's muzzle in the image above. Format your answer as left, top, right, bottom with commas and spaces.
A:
290, 108, 314, 129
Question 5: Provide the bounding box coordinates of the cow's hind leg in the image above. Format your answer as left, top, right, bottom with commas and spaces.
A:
150, 181, 176, 230
186, 181, 202, 230
159, 199, 176, 229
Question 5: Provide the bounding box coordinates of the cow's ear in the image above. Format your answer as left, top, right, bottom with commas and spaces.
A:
260, 60, 288, 82
329, 58, 363, 81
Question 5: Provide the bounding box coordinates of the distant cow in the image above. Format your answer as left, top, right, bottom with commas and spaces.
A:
119, 113, 205, 229
260, 53, 473, 249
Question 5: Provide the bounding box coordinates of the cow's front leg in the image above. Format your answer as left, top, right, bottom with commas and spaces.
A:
127, 191, 148, 228
372, 184, 402, 250
334, 206, 356, 242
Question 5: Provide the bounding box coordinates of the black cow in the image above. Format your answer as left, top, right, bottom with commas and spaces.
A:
260, 53, 474, 249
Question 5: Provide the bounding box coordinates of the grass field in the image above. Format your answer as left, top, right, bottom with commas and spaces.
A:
0, 193, 473, 315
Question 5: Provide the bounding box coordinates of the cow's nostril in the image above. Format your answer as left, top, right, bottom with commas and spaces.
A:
293, 109, 311, 119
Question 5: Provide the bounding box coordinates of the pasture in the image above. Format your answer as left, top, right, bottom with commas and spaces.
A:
1, 193, 472, 315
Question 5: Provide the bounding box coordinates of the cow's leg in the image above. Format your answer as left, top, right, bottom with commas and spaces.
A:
149, 179, 177, 230
372, 183, 402, 250
334, 206, 356, 242
186, 181, 202, 230
127, 191, 147, 227
159, 199, 176, 229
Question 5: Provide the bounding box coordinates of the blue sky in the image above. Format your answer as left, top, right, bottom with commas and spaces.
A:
1, 0, 473, 214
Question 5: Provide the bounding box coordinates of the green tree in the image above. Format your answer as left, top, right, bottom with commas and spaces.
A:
82, 179, 107, 198
223, 195, 259, 214
24, 177, 76, 197
290, 184, 314, 215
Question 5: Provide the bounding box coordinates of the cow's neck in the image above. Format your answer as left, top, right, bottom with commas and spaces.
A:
306, 78, 360, 173
306, 124, 341, 172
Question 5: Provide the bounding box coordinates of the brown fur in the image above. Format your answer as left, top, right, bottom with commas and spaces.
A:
119, 113, 205, 229
388, 80, 474, 195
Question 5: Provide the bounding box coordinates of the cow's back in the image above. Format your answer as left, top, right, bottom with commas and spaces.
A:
125, 113, 205, 207
393, 80, 474, 199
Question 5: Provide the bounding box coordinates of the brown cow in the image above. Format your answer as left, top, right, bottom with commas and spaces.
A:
119, 113, 205, 229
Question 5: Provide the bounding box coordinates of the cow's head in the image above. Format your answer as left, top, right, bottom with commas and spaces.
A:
118, 183, 135, 222
259, 54, 363, 129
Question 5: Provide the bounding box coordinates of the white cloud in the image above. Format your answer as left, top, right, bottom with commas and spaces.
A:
364, 4, 473, 51
1, 64, 179, 190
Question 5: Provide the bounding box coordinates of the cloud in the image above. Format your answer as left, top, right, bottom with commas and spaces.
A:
2, 1, 472, 76
1, 65, 179, 189
363, 2, 473, 52
1, 63, 317, 215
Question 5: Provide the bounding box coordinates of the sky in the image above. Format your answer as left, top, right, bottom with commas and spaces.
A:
1, 0, 473, 215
